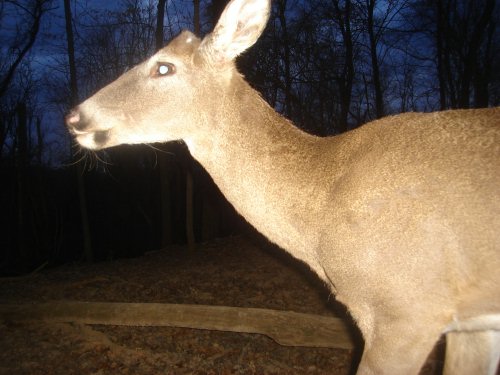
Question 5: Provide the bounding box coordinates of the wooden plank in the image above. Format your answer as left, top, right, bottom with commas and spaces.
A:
0, 301, 354, 349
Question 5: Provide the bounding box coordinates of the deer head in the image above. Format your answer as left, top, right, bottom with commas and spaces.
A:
66, 0, 271, 151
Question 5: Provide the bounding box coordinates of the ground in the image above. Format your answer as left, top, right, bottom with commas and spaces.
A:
0, 235, 445, 374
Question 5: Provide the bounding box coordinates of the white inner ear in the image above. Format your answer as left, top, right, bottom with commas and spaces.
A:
200, 0, 271, 65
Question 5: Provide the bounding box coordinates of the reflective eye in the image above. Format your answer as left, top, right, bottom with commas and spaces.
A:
154, 62, 175, 77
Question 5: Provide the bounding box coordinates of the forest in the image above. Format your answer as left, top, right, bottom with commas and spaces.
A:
1, 0, 499, 275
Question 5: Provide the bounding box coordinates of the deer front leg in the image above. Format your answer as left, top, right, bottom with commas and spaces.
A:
355, 318, 443, 375
444, 330, 500, 375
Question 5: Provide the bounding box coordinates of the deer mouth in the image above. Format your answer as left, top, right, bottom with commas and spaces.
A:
93, 130, 110, 146
71, 128, 111, 150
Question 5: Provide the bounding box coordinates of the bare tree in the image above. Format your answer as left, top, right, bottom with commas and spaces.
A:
0, 0, 52, 98
193, 0, 201, 34
407, 0, 498, 109
275, 0, 293, 118
0, 0, 51, 164
363, 0, 384, 118
15, 102, 28, 263
64, 0, 93, 262
331, 0, 355, 132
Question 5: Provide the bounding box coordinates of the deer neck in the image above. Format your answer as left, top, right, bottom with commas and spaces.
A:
185, 80, 330, 277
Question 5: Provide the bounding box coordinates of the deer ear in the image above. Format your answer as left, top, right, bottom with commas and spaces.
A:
197, 0, 271, 67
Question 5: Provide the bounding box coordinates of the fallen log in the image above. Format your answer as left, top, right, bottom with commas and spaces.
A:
0, 301, 354, 349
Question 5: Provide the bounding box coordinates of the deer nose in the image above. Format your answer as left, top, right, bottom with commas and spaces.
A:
65, 108, 88, 132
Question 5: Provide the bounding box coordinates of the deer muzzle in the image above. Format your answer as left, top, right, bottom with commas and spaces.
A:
65, 107, 110, 149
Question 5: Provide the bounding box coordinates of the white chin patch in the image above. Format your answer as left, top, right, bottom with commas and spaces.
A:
76, 133, 103, 150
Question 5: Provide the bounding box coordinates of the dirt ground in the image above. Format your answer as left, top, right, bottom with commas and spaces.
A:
0, 235, 446, 374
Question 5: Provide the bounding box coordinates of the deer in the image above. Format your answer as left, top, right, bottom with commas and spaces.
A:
65, 0, 500, 373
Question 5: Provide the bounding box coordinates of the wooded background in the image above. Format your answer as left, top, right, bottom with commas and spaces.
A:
1, 0, 499, 275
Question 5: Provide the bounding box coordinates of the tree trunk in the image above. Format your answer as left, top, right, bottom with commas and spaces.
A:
457, 0, 495, 109
16, 103, 29, 268
474, 19, 495, 108
433, 0, 495, 110
155, 0, 166, 49
366, 0, 384, 119
64, 0, 93, 262
35, 117, 43, 165
185, 165, 195, 251
193, 0, 200, 35
181, 0, 202, 250
333, 0, 354, 133
277, 0, 292, 118
155, 0, 174, 248
0, 1, 45, 99
435, 0, 447, 110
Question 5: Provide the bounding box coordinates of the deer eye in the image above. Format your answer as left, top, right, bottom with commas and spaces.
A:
153, 62, 175, 77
